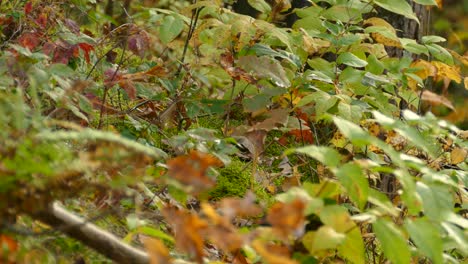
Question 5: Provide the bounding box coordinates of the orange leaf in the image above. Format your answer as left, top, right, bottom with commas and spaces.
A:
162, 206, 207, 263
288, 129, 314, 144
252, 240, 299, 264
267, 199, 306, 238
142, 237, 173, 264
200, 203, 244, 252
167, 150, 223, 194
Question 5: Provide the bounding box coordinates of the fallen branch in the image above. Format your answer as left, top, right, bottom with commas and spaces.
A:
35, 201, 149, 264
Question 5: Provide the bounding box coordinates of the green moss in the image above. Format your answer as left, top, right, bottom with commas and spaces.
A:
207, 158, 273, 204
209, 158, 251, 199
193, 114, 245, 131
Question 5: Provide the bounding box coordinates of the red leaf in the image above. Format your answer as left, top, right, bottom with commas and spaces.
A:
24, 2, 33, 15
18, 32, 40, 50
78, 43, 94, 63
127, 29, 150, 58
119, 79, 137, 99
288, 129, 314, 144
35, 13, 48, 28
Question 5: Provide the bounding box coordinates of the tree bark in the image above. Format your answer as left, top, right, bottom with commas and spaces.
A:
378, 0, 430, 57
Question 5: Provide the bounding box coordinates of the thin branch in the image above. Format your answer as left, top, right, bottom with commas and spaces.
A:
35, 201, 149, 264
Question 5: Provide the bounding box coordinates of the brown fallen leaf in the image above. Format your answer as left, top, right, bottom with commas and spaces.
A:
421, 90, 455, 110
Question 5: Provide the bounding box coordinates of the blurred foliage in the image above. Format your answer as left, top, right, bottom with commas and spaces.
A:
0, 0, 467, 263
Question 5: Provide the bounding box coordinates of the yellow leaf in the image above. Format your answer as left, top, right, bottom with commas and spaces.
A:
432, 61, 462, 83
371, 33, 401, 48
436, 0, 443, 8
464, 77, 468, 91
408, 60, 436, 90
421, 90, 455, 110
411, 60, 436, 79
447, 48, 468, 66
451, 147, 467, 165
364, 17, 397, 33
363, 17, 401, 48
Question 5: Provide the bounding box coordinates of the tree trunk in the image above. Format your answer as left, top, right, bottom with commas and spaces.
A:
378, 0, 430, 57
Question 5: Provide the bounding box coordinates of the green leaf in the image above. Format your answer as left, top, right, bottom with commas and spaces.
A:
306, 70, 334, 84
337, 52, 368, 68
373, 219, 411, 264
412, 0, 437, 5
302, 226, 346, 253
243, 93, 271, 112
426, 43, 454, 65
421, 35, 446, 44
401, 40, 429, 55
366, 54, 385, 75
322, 20, 343, 35
159, 15, 184, 44
307, 58, 335, 78
237, 55, 291, 87
137, 226, 175, 244
441, 222, 468, 255
321, 5, 361, 23
335, 34, 361, 47
247, 0, 271, 13
416, 182, 453, 221
373, 0, 419, 22
295, 145, 342, 167
320, 205, 355, 233
368, 188, 399, 216
337, 101, 363, 123
333, 117, 373, 147
336, 163, 369, 210
338, 228, 365, 264
298, 91, 338, 118
404, 218, 443, 264
249, 44, 301, 68
303, 180, 341, 199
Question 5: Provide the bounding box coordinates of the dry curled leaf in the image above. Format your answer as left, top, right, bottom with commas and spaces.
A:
421, 90, 455, 110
